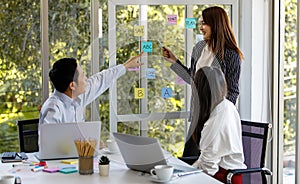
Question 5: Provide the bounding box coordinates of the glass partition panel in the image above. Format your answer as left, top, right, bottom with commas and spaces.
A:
148, 119, 185, 157
0, 1, 41, 152
48, 0, 92, 88
115, 5, 186, 115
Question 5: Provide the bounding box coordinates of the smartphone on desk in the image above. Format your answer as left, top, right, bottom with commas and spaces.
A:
1, 152, 28, 163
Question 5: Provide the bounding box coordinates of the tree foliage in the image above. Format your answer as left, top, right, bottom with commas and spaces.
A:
283, 0, 297, 153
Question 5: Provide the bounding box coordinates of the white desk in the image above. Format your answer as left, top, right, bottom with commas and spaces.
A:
0, 151, 222, 184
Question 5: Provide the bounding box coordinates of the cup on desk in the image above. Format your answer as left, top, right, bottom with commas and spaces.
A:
0, 175, 15, 184
106, 139, 118, 153
150, 165, 174, 181
79, 156, 93, 175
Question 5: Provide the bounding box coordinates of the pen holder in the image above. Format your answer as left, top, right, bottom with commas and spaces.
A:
79, 156, 93, 175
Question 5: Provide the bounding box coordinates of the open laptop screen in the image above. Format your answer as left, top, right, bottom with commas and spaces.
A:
113, 132, 167, 173
36, 122, 101, 160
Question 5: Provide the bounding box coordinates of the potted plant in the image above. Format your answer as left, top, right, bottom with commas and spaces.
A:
99, 155, 110, 176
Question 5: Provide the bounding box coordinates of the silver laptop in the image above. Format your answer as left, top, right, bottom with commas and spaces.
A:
113, 132, 198, 173
36, 122, 101, 160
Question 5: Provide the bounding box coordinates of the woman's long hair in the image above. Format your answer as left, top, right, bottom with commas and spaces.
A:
192, 67, 227, 146
202, 6, 244, 60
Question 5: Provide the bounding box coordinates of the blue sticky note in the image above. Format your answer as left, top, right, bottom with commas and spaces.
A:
142, 42, 153, 52
186, 18, 196, 29
146, 68, 156, 79
59, 168, 78, 174
162, 88, 172, 98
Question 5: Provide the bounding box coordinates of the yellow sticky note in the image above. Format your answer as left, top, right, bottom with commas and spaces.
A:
134, 26, 144, 36
134, 88, 145, 99
61, 159, 78, 164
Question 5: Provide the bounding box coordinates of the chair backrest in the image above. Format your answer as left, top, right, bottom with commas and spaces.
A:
16, 118, 39, 153
241, 120, 271, 184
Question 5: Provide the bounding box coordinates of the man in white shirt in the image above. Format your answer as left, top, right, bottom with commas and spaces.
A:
39, 53, 143, 124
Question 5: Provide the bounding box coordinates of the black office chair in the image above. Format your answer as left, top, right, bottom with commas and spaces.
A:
16, 118, 39, 153
178, 137, 199, 165
226, 120, 272, 184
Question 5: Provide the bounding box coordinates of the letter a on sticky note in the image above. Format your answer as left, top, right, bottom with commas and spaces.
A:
134, 88, 145, 99
162, 87, 172, 98
134, 26, 144, 36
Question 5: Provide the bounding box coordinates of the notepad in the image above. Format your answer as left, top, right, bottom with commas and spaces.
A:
59, 168, 78, 174
43, 168, 60, 173
61, 159, 78, 164
58, 164, 76, 170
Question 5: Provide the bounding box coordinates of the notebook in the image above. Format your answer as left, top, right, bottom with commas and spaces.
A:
113, 132, 199, 174
35, 122, 101, 160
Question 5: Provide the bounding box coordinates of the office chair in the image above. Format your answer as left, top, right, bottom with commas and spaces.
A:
178, 137, 199, 165
16, 118, 39, 153
226, 120, 272, 184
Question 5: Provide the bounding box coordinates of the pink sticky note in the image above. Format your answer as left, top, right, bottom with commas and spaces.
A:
43, 168, 60, 173
167, 15, 177, 25
176, 76, 186, 85
128, 67, 139, 71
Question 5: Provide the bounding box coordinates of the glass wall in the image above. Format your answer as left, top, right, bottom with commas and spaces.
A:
0, 1, 41, 152
108, 1, 238, 156
283, 0, 297, 183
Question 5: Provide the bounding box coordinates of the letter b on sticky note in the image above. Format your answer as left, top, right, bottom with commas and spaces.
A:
134, 88, 145, 99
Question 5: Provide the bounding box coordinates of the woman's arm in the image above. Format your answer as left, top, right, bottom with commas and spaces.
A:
223, 50, 241, 104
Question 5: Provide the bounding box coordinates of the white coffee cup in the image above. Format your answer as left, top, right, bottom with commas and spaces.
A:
150, 165, 174, 181
106, 139, 118, 153
0, 175, 15, 184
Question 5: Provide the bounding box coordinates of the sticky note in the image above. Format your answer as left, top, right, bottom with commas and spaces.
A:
186, 18, 196, 29
134, 88, 145, 99
58, 164, 77, 170
167, 15, 177, 25
59, 168, 78, 174
61, 159, 78, 164
134, 25, 145, 36
142, 42, 153, 52
176, 76, 186, 85
146, 68, 156, 79
43, 168, 60, 173
162, 88, 172, 98
128, 67, 139, 71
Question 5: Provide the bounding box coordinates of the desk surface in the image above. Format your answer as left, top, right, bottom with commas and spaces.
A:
0, 151, 222, 184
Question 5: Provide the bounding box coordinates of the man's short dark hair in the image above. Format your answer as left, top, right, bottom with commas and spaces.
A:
49, 58, 79, 93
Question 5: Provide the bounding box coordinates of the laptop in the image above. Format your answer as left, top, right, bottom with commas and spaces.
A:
35, 121, 101, 160
113, 132, 199, 174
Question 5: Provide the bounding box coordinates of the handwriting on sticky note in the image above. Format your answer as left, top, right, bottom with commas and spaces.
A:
186, 18, 196, 29
167, 15, 177, 25
134, 88, 145, 99
162, 87, 172, 98
142, 42, 153, 52
134, 26, 144, 36
146, 68, 156, 79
